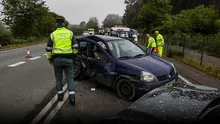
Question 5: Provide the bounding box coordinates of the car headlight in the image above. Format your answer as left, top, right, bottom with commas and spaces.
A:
170, 62, 177, 73
140, 71, 159, 82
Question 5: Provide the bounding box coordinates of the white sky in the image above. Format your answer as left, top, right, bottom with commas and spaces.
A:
0, 0, 126, 25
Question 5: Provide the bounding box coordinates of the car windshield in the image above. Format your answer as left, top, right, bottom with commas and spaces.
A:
107, 39, 146, 59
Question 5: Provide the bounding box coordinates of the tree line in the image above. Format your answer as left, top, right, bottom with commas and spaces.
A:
0, 0, 67, 46
0, 0, 124, 45
123, 0, 220, 34
122, 0, 220, 58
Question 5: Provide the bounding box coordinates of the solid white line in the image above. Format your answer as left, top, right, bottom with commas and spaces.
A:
179, 75, 193, 85
7, 61, 26, 67
30, 84, 68, 124
29, 56, 41, 61
43, 53, 47, 56
42, 92, 69, 124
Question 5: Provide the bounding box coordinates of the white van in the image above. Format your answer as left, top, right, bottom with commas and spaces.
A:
88, 28, 95, 35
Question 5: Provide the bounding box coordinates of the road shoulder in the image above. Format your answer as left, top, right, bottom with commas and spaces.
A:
163, 56, 220, 88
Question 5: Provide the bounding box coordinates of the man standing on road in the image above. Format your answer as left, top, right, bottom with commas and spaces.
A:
146, 33, 156, 55
46, 18, 78, 105
155, 31, 164, 57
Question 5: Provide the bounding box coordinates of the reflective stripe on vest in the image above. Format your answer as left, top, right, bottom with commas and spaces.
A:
51, 27, 73, 54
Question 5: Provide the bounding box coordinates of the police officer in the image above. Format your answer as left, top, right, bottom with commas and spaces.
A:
146, 33, 156, 55
46, 18, 78, 105
155, 31, 164, 57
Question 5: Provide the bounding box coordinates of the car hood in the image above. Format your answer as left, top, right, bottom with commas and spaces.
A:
119, 56, 172, 76
101, 83, 220, 124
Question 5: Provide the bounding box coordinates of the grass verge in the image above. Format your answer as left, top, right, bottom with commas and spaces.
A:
174, 56, 220, 80
0, 40, 47, 50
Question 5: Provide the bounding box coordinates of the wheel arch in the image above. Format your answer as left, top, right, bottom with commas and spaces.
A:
113, 74, 139, 90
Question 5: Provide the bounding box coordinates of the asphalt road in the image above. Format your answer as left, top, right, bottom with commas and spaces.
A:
0, 44, 131, 124
0, 44, 211, 124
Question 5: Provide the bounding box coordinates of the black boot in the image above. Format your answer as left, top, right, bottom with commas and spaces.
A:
69, 94, 75, 105
57, 93, 64, 101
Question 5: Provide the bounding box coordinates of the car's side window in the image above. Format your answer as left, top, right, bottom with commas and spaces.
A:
78, 40, 89, 56
91, 43, 109, 63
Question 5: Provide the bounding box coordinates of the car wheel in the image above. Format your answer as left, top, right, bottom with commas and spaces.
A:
74, 61, 82, 78
116, 78, 136, 101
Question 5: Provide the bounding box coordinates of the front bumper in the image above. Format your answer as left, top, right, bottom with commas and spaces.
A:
134, 73, 179, 97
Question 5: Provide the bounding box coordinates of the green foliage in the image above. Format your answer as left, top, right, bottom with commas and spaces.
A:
1, 0, 67, 39
103, 14, 122, 27
175, 57, 220, 80
190, 5, 218, 34
123, 0, 141, 27
132, 0, 172, 32
166, 48, 183, 58
69, 25, 85, 36
86, 17, 99, 32
0, 21, 13, 46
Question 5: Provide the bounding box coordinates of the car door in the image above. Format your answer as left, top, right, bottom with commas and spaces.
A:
87, 40, 116, 87
75, 38, 91, 74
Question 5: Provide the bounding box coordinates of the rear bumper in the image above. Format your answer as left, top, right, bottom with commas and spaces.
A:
134, 73, 179, 98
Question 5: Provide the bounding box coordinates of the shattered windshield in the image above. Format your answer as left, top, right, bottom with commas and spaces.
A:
107, 39, 145, 59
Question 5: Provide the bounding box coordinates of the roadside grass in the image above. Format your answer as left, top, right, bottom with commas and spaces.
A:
164, 48, 220, 80
0, 38, 47, 50
139, 41, 220, 80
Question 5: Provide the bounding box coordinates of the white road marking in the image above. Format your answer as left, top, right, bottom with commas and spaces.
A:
29, 56, 41, 61
7, 61, 26, 67
30, 84, 68, 124
179, 75, 193, 85
43, 92, 69, 124
43, 53, 47, 56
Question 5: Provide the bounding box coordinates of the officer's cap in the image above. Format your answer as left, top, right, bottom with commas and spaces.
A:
56, 18, 65, 24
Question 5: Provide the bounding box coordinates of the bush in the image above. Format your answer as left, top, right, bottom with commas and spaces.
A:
166, 48, 183, 58
0, 33, 13, 46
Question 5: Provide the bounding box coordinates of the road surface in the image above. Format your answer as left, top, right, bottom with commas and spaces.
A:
0, 44, 214, 124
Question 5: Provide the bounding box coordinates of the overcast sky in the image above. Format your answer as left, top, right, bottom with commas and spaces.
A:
0, 0, 126, 25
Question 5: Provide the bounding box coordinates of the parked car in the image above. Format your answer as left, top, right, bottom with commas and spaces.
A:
100, 83, 220, 124
74, 35, 178, 101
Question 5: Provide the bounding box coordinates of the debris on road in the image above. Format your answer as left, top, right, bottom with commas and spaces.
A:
91, 88, 95, 91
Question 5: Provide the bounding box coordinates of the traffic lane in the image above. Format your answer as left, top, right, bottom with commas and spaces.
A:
0, 43, 46, 68
51, 79, 132, 124
50, 76, 188, 124
0, 55, 55, 123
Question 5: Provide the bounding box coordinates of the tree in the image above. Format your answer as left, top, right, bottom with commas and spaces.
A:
1, 0, 67, 38
132, 0, 172, 32
80, 21, 86, 27
122, 0, 141, 27
1, 0, 49, 38
69, 25, 85, 36
86, 17, 99, 32
102, 14, 122, 27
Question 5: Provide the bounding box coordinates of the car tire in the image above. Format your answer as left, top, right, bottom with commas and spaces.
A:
116, 78, 136, 101
74, 61, 82, 78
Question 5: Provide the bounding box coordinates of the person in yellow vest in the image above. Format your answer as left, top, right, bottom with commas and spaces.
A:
46, 18, 78, 105
146, 33, 156, 55
155, 31, 164, 57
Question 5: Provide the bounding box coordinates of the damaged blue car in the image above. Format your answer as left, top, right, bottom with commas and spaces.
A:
74, 35, 178, 101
